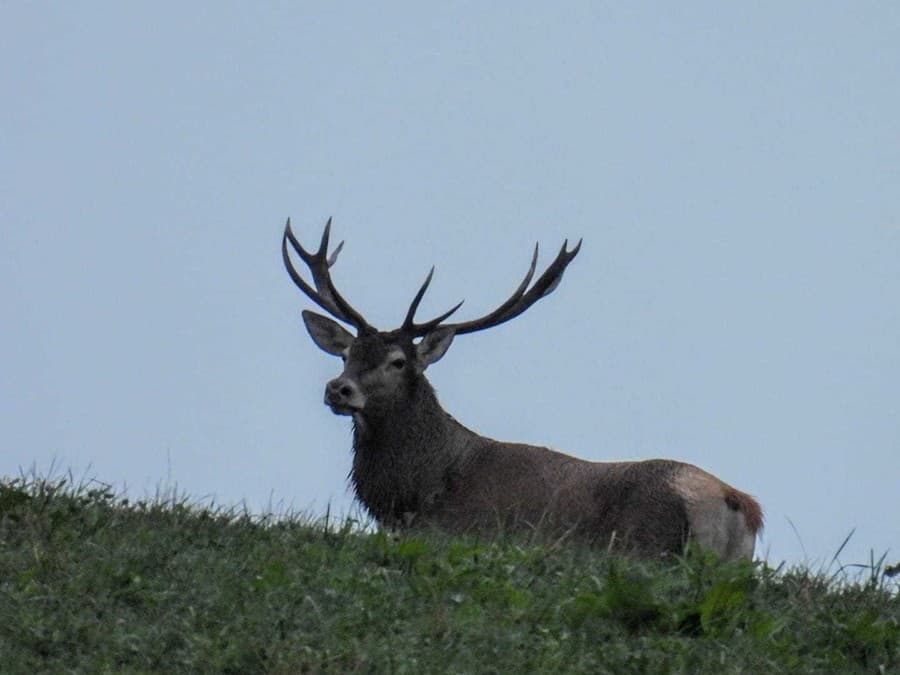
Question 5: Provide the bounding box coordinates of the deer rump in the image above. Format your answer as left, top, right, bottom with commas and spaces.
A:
284, 218, 763, 560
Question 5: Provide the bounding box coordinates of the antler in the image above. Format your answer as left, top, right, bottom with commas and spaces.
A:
402, 238, 582, 337
401, 267, 465, 334
282, 217, 373, 332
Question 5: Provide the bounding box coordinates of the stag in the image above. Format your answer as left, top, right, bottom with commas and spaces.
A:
283, 218, 762, 559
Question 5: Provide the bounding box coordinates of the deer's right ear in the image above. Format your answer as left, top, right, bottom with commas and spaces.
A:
302, 310, 355, 356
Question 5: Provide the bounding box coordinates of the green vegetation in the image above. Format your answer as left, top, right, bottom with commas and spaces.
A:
1, 476, 897, 673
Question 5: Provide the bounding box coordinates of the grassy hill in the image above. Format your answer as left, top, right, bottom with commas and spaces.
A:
1, 475, 897, 673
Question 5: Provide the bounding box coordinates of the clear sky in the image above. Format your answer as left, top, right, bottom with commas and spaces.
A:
2, 3, 898, 567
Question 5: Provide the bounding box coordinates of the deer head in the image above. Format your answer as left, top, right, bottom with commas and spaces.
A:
283, 217, 581, 422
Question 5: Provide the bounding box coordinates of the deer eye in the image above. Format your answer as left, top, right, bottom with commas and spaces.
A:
390, 358, 406, 370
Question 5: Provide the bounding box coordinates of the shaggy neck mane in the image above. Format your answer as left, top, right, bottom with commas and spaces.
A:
350, 375, 470, 525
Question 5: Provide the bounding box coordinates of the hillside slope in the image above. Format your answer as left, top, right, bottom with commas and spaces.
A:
1, 476, 897, 673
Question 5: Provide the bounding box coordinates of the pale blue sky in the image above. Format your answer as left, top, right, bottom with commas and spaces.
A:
2, 3, 898, 566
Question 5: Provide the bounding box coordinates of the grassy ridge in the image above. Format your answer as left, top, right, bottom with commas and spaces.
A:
1, 476, 897, 673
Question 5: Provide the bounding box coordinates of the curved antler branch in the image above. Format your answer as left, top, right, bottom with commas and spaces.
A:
402, 238, 581, 338
401, 267, 465, 334
282, 218, 373, 332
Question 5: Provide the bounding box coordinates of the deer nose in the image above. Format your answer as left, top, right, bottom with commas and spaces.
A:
327, 378, 355, 400
325, 377, 363, 412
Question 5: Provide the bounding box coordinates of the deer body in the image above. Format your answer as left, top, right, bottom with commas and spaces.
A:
284, 219, 762, 560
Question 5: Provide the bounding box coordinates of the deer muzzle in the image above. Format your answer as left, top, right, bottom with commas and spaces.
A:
324, 376, 364, 415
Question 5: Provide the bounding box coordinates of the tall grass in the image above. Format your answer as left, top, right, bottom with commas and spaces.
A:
1, 475, 897, 673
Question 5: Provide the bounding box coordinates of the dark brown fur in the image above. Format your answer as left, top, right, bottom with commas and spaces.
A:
337, 333, 759, 558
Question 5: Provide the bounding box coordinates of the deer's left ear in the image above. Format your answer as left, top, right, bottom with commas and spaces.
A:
416, 326, 455, 369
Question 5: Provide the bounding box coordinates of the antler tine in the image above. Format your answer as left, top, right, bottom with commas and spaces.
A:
327, 240, 344, 268
460, 242, 540, 325
282, 222, 335, 315
524, 239, 582, 301
401, 266, 466, 335
402, 267, 435, 331
436, 238, 581, 337
282, 218, 372, 332
418, 300, 465, 333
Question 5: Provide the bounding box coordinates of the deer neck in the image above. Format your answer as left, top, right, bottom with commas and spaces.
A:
349, 376, 472, 525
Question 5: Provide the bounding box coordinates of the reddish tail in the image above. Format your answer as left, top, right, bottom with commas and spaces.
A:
724, 488, 764, 534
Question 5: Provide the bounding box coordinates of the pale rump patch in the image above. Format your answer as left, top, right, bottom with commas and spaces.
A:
671, 465, 761, 560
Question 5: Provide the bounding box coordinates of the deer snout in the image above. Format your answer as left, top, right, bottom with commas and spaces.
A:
324, 377, 364, 415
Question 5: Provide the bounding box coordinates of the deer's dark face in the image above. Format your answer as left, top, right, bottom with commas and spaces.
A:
324, 332, 412, 416
302, 310, 455, 418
